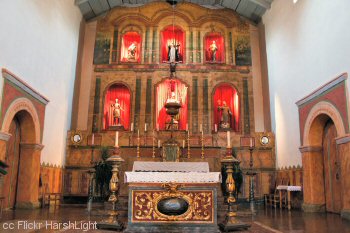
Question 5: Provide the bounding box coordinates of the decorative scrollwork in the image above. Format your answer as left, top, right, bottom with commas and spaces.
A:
132, 187, 214, 223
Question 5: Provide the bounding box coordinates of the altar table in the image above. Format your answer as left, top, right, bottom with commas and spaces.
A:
124, 162, 221, 232
276, 185, 302, 210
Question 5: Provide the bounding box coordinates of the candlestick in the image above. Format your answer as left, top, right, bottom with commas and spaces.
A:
250, 138, 253, 148
182, 140, 185, 149
152, 130, 155, 158
131, 122, 134, 132
214, 124, 217, 133
137, 130, 140, 158
158, 140, 161, 148
115, 131, 119, 148
227, 131, 231, 148
187, 130, 191, 159
156, 123, 159, 131
201, 131, 204, 159
144, 123, 147, 132
200, 124, 203, 133
91, 133, 95, 146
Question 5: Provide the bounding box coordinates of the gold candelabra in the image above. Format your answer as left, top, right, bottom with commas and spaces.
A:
97, 147, 124, 230
219, 148, 250, 231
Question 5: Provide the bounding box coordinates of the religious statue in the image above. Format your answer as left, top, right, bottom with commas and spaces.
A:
168, 43, 180, 63
111, 98, 123, 125
217, 100, 232, 129
166, 92, 180, 104
127, 42, 137, 60
209, 40, 218, 62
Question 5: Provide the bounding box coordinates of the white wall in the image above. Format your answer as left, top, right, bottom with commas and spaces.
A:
263, 0, 350, 168
0, 0, 82, 166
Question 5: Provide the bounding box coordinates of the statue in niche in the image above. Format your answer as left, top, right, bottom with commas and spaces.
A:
217, 100, 232, 129
111, 98, 123, 125
209, 40, 218, 62
127, 42, 137, 60
168, 42, 180, 63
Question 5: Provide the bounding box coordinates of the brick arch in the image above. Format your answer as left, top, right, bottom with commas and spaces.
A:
1, 97, 41, 144
303, 101, 346, 147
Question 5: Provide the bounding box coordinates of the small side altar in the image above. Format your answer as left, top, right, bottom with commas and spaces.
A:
125, 162, 221, 232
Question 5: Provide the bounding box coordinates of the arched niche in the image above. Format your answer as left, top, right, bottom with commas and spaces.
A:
160, 25, 185, 63
120, 31, 142, 63
103, 83, 131, 130
155, 78, 188, 130
204, 32, 225, 63
212, 83, 240, 131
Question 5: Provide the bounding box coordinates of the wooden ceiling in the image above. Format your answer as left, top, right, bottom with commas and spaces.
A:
75, 0, 273, 23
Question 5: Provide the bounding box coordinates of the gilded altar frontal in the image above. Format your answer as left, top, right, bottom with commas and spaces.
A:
2, 0, 350, 232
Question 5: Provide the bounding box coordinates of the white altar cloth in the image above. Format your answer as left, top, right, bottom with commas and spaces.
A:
277, 185, 302, 191
125, 171, 221, 183
132, 161, 210, 172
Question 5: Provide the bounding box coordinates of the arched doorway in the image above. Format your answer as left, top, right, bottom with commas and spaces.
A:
2, 117, 20, 209
2, 110, 38, 209
322, 119, 342, 213
301, 101, 346, 213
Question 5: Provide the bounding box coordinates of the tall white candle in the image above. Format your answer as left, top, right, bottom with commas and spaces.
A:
182, 140, 185, 148
214, 124, 217, 133
158, 140, 161, 148
91, 133, 95, 145
186, 123, 188, 131
131, 122, 134, 132
145, 123, 147, 132
250, 138, 253, 148
115, 131, 119, 147
157, 123, 159, 131
200, 124, 203, 133
227, 131, 231, 148
138, 129, 140, 137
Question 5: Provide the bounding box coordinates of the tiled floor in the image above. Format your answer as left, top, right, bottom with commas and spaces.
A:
0, 206, 350, 233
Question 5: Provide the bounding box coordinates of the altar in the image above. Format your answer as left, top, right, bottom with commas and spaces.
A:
124, 162, 221, 232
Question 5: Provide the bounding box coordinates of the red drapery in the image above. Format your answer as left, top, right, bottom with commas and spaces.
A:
156, 79, 188, 130
213, 84, 239, 131
120, 32, 141, 62
161, 26, 185, 63
104, 84, 131, 130
205, 33, 225, 63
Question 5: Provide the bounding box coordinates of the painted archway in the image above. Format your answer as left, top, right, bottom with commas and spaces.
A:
1, 97, 43, 209
301, 101, 346, 213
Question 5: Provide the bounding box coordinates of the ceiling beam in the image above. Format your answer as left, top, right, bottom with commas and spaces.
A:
249, 0, 271, 9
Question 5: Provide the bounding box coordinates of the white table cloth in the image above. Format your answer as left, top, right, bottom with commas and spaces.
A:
132, 161, 210, 172
125, 171, 221, 183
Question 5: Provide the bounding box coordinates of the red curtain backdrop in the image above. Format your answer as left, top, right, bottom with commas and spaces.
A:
120, 32, 141, 62
205, 33, 225, 63
104, 84, 131, 130
213, 84, 239, 131
156, 79, 188, 130
161, 26, 185, 63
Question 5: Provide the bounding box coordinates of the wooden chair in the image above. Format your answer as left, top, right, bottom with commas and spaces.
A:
265, 177, 289, 208
0, 197, 5, 217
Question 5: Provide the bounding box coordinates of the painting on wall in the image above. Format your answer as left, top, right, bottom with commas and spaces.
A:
235, 35, 251, 66
93, 32, 111, 64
